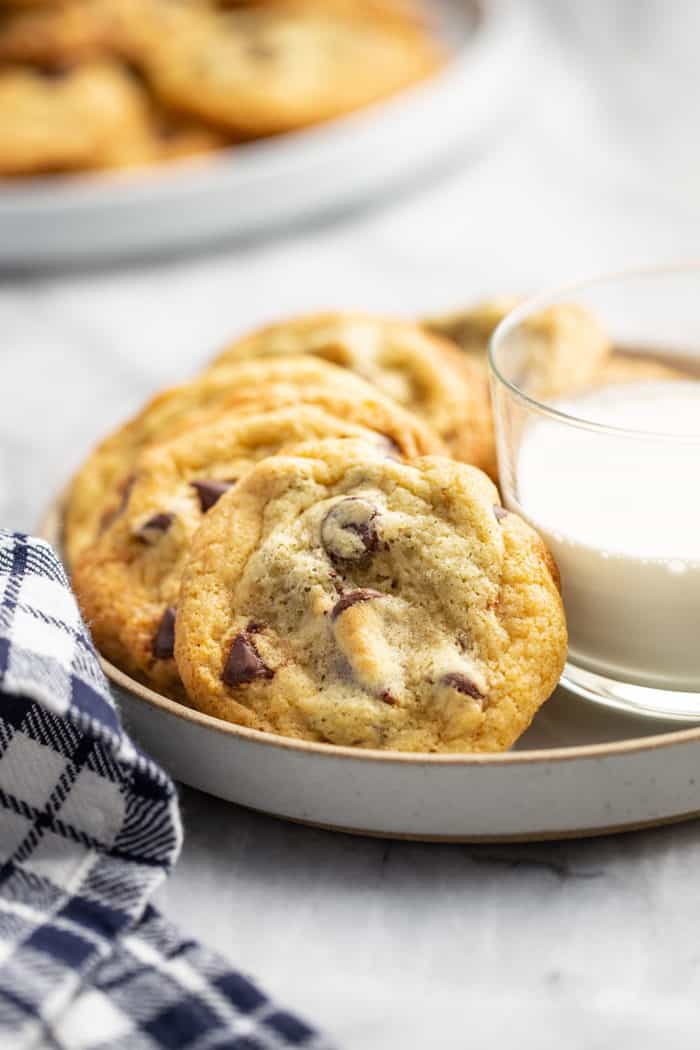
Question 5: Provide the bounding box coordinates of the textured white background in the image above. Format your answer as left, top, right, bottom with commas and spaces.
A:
3, 2, 700, 1046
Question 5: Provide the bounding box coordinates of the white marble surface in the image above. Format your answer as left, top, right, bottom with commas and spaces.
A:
3, 2, 700, 1045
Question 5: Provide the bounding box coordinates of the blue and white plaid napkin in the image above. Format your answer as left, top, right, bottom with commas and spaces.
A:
0, 530, 334, 1050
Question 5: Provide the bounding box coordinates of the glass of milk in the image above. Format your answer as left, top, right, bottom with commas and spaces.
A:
490, 265, 700, 720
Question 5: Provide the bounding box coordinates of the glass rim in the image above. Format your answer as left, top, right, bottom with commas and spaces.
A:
488, 262, 700, 442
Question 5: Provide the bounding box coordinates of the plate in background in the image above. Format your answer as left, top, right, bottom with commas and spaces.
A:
40, 497, 700, 843
0, 0, 529, 266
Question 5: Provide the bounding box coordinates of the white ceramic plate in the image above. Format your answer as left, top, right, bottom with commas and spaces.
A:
40, 500, 700, 842
0, 0, 528, 265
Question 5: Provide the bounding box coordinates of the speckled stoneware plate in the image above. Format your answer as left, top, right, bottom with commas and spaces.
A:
0, 0, 528, 266
40, 499, 700, 842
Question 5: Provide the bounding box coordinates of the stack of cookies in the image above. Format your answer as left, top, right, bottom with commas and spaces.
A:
0, 0, 445, 175
68, 308, 579, 754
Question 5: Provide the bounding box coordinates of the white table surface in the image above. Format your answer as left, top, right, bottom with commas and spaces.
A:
3, 2, 700, 1046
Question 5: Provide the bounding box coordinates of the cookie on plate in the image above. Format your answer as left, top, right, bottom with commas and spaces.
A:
1, 54, 226, 175
73, 406, 397, 697
63, 354, 443, 566
424, 299, 611, 400
210, 311, 496, 474
0, 61, 162, 175
218, 0, 430, 22
175, 438, 567, 752
0, 0, 116, 66
0, 0, 155, 67
592, 351, 689, 387
132, 0, 443, 136
424, 297, 522, 356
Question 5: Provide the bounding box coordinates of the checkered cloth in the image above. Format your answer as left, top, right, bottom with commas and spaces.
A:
0, 530, 334, 1050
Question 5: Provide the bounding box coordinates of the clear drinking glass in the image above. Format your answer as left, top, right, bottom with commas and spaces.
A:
489, 265, 700, 720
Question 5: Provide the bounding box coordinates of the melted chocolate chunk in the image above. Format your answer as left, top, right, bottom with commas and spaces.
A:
222, 631, 274, 686
493, 505, 508, 522
136, 512, 174, 542
321, 498, 379, 563
441, 672, 485, 705
191, 479, 234, 513
152, 607, 176, 660
380, 689, 397, 706
328, 569, 344, 593
331, 588, 384, 621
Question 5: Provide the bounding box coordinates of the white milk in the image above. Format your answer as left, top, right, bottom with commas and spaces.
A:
512, 380, 700, 690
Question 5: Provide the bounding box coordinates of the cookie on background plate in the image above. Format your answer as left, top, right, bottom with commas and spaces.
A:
0, 61, 153, 175
0, 59, 222, 175
215, 0, 432, 22
592, 352, 689, 386
424, 299, 611, 400
424, 297, 522, 356
63, 353, 443, 566
175, 438, 567, 752
210, 311, 497, 475
73, 406, 399, 698
0, 0, 123, 66
132, 0, 444, 137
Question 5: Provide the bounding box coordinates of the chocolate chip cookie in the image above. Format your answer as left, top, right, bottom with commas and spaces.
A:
0, 57, 220, 175
592, 351, 688, 386
0, 60, 159, 175
210, 311, 496, 474
425, 299, 611, 401
72, 406, 398, 697
0, 0, 122, 67
63, 354, 443, 566
175, 438, 566, 752
424, 297, 522, 356
133, 0, 443, 137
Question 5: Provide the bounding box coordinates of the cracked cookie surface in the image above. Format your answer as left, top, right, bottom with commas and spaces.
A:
211, 311, 496, 474
175, 438, 567, 752
72, 407, 395, 698
63, 353, 442, 566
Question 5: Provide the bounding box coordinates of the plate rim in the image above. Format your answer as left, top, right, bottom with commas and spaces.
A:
108, 658, 700, 766
39, 497, 700, 770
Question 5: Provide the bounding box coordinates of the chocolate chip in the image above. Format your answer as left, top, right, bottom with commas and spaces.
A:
152, 607, 176, 660
328, 569, 344, 593
441, 672, 485, 705
222, 631, 274, 686
136, 512, 174, 543
381, 689, 397, 706
321, 498, 379, 563
493, 506, 508, 522
191, 479, 234, 513
38, 64, 73, 80
331, 588, 384, 620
